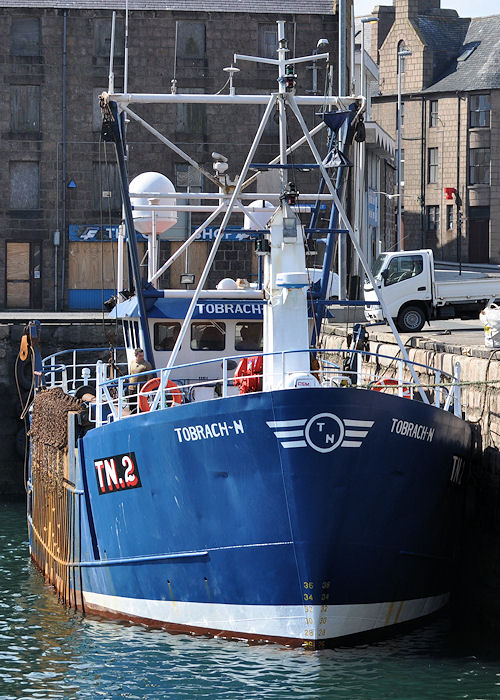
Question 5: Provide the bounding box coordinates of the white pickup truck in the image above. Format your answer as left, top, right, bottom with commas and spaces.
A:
364, 249, 500, 332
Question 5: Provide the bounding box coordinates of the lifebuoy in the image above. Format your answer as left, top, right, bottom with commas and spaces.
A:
370, 377, 411, 398
233, 355, 263, 394
138, 377, 182, 412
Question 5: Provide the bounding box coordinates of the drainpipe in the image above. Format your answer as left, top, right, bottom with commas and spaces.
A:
457, 93, 463, 272
60, 10, 67, 310
420, 97, 426, 247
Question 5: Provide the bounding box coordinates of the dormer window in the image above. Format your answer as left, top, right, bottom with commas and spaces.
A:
457, 42, 479, 62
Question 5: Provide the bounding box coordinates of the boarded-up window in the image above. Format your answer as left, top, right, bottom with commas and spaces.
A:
10, 162, 39, 209
11, 86, 40, 133
176, 22, 206, 59
93, 162, 121, 212
11, 18, 40, 56
258, 24, 278, 59
176, 89, 206, 134
94, 18, 125, 58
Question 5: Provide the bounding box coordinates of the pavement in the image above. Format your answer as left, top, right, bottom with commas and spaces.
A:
0, 311, 112, 325
328, 317, 496, 359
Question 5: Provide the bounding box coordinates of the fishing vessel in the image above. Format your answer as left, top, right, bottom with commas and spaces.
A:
25, 20, 471, 648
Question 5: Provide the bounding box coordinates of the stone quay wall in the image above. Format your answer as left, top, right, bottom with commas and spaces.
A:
0, 322, 118, 497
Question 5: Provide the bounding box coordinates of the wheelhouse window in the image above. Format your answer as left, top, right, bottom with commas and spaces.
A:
191, 322, 225, 351
384, 255, 423, 286
154, 322, 181, 351
469, 94, 490, 128
235, 322, 263, 352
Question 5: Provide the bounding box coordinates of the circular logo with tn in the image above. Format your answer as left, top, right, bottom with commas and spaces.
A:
305, 413, 345, 453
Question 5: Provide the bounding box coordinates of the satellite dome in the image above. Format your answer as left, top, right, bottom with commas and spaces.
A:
244, 200, 274, 231
129, 172, 177, 234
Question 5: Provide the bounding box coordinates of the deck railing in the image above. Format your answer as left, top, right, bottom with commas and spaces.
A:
39, 346, 463, 427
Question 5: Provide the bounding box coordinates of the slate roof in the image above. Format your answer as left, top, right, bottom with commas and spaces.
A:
0, 0, 334, 12
423, 15, 500, 93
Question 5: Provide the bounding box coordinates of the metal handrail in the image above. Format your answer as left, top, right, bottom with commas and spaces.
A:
84, 347, 462, 426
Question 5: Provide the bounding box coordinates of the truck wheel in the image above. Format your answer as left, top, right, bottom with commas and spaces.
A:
397, 305, 425, 333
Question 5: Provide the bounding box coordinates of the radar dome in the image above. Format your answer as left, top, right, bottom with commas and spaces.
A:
129, 172, 177, 234
216, 278, 239, 290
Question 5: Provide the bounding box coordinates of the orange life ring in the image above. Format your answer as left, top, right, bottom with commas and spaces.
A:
370, 377, 411, 398
138, 377, 182, 412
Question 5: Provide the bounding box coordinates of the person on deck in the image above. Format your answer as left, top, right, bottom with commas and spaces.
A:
128, 348, 153, 412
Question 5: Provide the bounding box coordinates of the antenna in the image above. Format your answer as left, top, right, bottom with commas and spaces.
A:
124, 0, 129, 93
108, 11, 116, 94
171, 22, 178, 94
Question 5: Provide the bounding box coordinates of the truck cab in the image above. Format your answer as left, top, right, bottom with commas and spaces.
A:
364, 250, 434, 332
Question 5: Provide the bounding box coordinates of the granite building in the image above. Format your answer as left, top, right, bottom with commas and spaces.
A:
1, 0, 345, 310
369, 0, 500, 263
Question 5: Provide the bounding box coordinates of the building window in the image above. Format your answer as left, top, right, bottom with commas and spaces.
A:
427, 147, 438, 184
94, 19, 124, 58
397, 40, 408, 73
426, 205, 440, 231
430, 100, 439, 127
10, 18, 40, 56
259, 24, 278, 59
174, 163, 202, 192
10, 86, 40, 133
446, 204, 454, 230
469, 148, 490, 185
176, 22, 206, 60
10, 161, 40, 209
176, 89, 206, 134
469, 94, 490, 128
93, 162, 121, 212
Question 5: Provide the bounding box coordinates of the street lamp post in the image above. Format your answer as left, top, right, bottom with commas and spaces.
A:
397, 48, 412, 250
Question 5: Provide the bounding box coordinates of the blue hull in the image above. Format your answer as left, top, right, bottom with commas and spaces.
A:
49, 387, 471, 646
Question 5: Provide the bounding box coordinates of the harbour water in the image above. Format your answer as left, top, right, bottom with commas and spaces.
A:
1, 501, 500, 700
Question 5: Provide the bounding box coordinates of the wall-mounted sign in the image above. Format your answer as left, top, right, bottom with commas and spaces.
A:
367, 189, 379, 228
69, 224, 147, 242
